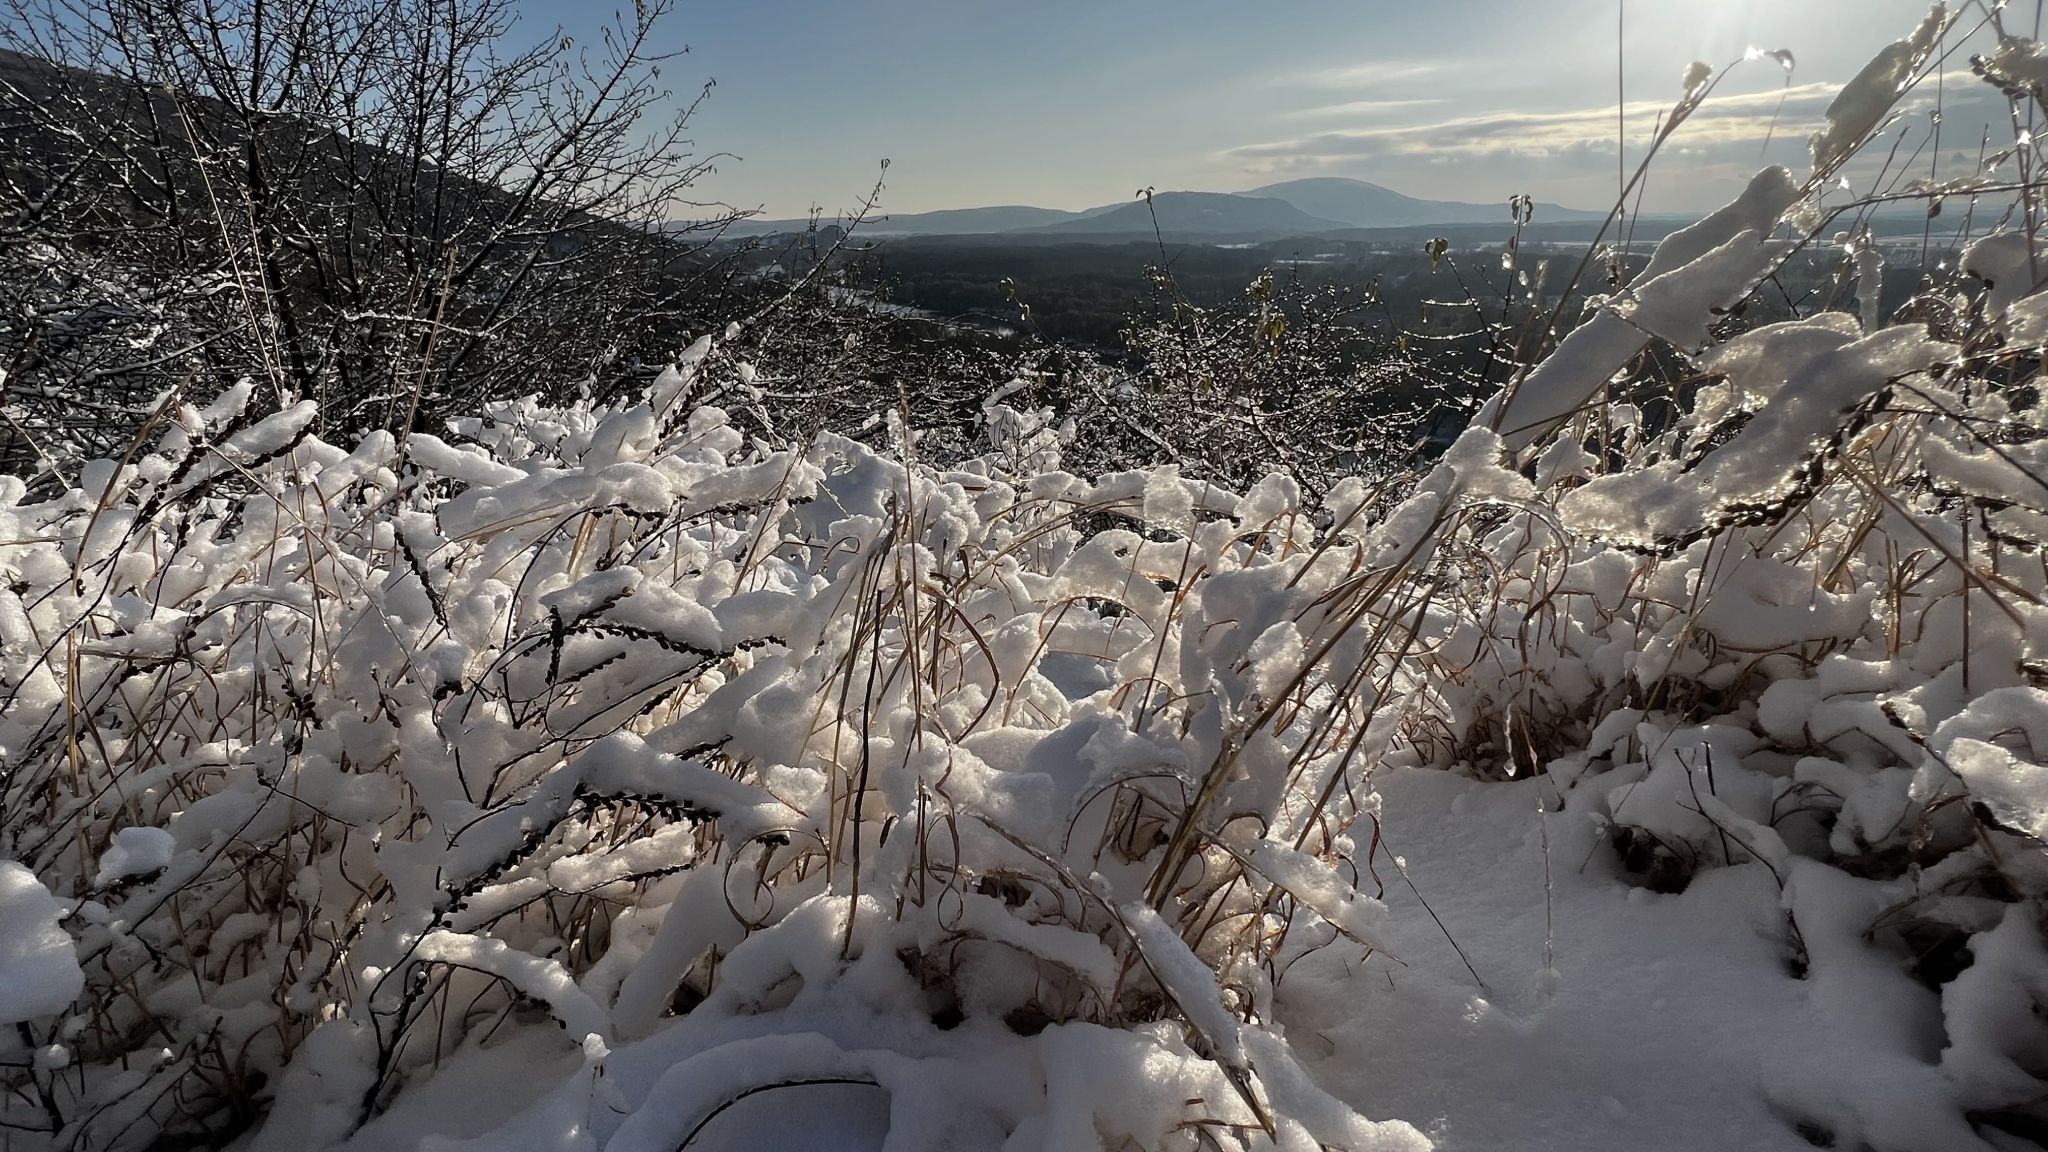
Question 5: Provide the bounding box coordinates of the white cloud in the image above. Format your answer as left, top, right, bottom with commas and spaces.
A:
1229, 82, 1855, 171
1285, 97, 1448, 120
1278, 60, 1446, 90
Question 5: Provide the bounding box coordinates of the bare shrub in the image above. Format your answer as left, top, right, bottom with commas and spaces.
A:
0, 0, 739, 469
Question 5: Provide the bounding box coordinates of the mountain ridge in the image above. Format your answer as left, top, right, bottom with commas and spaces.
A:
1020, 191, 1348, 238
1246, 177, 1604, 229
715, 177, 1604, 239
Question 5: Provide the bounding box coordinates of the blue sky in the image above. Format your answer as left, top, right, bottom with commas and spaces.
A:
537, 1, 2003, 219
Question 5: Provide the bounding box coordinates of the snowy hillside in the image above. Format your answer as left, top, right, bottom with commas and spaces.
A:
4, 5, 2048, 1152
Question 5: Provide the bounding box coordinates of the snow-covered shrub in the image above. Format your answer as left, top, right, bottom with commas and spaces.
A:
0, 329, 1447, 1149
1070, 265, 1432, 493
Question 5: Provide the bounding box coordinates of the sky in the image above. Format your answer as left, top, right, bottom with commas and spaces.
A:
532, 1, 2019, 220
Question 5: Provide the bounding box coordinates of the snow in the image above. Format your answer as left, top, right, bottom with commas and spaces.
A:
1247, 839, 1389, 949
410, 930, 613, 1046
654, 1081, 892, 1152
1918, 687, 2048, 841
1964, 231, 2046, 327
1809, 5, 1949, 171
1119, 898, 1250, 1068
0, 862, 81, 1025
1940, 906, 2048, 1112
1476, 166, 1801, 455
1975, 35, 2048, 95
1279, 771, 1971, 1152
1559, 319, 1952, 548
92, 826, 176, 886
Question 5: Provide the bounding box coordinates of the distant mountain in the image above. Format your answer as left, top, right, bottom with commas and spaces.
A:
1246, 177, 1605, 229
871, 205, 1108, 233
720, 203, 1121, 237
1024, 192, 1347, 238
691, 180, 1603, 240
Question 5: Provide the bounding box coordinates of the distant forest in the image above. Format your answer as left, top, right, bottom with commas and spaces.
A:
812, 232, 1936, 430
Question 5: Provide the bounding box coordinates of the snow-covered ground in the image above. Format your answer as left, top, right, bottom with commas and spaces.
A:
310, 756, 2031, 1152
1295, 769, 1901, 1152
332, 767, 1924, 1152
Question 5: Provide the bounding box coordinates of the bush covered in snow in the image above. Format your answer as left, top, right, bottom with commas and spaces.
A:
6, 5, 2048, 1150
0, 334, 1449, 1150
